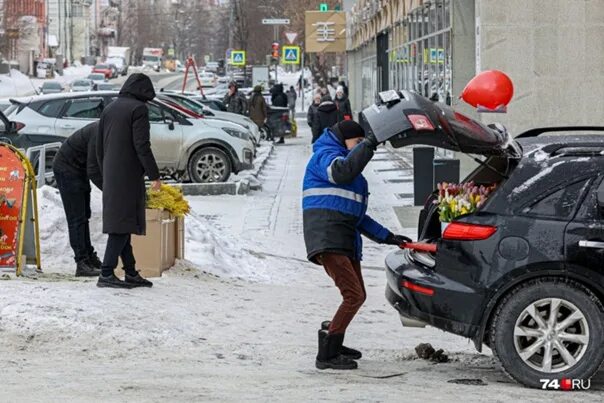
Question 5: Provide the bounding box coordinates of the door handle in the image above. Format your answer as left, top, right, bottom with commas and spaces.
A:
579, 240, 604, 249
60, 124, 75, 129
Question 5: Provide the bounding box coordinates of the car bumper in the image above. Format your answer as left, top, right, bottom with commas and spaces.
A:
233, 148, 254, 173
385, 249, 480, 340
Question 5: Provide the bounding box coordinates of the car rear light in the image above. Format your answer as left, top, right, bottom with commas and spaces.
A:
14, 122, 25, 132
407, 114, 435, 131
401, 280, 434, 296
443, 222, 497, 241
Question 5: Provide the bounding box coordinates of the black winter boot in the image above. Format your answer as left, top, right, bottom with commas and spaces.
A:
125, 272, 153, 288
97, 273, 135, 288
75, 260, 101, 277
315, 330, 358, 370
321, 321, 362, 360
87, 252, 102, 269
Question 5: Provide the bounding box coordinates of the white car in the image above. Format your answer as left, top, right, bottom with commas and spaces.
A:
87, 73, 106, 86
157, 93, 261, 144
6, 92, 255, 183
71, 79, 95, 92
198, 71, 217, 88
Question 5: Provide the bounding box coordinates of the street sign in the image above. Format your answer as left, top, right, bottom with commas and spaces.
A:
282, 46, 300, 64
285, 32, 298, 44
230, 50, 246, 66
262, 18, 290, 25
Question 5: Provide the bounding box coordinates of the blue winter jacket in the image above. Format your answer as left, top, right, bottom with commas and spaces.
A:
302, 129, 390, 263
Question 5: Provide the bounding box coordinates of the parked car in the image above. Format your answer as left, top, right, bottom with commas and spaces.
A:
96, 83, 116, 91
157, 93, 260, 144
71, 79, 95, 92
39, 81, 64, 95
92, 64, 113, 79
87, 73, 107, 86
5, 92, 255, 183
0, 99, 12, 112
198, 71, 217, 88
203, 83, 229, 98
362, 90, 604, 388
205, 62, 219, 73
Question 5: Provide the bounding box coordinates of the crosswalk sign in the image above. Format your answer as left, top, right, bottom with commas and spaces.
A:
230, 50, 246, 66
282, 46, 300, 64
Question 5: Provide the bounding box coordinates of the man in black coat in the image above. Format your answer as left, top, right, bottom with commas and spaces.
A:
270, 84, 288, 107
96, 73, 161, 289
311, 96, 338, 143
53, 121, 103, 277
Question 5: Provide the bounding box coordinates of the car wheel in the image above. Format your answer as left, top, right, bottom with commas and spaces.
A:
489, 278, 604, 388
187, 147, 232, 183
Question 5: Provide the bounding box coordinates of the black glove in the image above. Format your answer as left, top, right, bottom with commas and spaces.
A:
385, 233, 412, 246
364, 130, 379, 150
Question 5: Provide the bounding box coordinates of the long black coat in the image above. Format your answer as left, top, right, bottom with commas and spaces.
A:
97, 73, 160, 235
311, 101, 338, 143
335, 95, 352, 122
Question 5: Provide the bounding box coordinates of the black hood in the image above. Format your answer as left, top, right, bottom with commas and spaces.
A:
119, 73, 156, 102
318, 101, 337, 113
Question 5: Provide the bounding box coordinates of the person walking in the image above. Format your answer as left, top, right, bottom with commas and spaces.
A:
286, 85, 297, 119
334, 86, 353, 122
223, 81, 248, 115
302, 120, 411, 370
248, 85, 268, 132
311, 96, 338, 143
52, 121, 103, 277
96, 73, 161, 289
307, 93, 322, 141
270, 83, 288, 107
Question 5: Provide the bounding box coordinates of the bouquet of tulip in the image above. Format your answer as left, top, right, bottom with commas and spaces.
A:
435, 182, 495, 223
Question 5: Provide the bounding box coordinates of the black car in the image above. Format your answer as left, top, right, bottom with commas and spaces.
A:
360, 91, 604, 388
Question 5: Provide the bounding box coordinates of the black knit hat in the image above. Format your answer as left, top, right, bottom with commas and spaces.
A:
331, 120, 365, 143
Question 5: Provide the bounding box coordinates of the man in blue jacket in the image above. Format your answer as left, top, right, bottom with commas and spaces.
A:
303, 120, 411, 370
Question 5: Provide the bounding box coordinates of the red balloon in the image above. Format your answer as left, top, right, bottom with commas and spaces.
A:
461, 70, 514, 111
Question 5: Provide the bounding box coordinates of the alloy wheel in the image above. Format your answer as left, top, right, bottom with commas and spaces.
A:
195, 152, 227, 183
513, 298, 589, 373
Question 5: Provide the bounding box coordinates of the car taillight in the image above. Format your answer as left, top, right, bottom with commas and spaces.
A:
401, 280, 434, 296
14, 122, 25, 132
407, 114, 435, 131
443, 222, 497, 241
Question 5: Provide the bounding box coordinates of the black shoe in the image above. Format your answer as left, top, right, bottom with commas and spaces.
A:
276, 138, 285, 144
87, 252, 102, 269
125, 272, 153, 288
97, 273, 135, 288
315, 330, 358, 370
320, 321, 362, 360
75, 260, 101, 277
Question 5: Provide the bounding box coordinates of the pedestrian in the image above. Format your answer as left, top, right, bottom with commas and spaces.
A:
286, 85, 297, 119
334, 86, 352, 122
307, 93, 322, 141
249, 85, 268, 131
96, 73, 161, 289
311, 96, 338, 143
319, 85, 332, 101
52, 121, 103, 277
302, 120, 411, 370
223, 81, 248, 115
338, 80, 349, 97
270, 83, 288, 107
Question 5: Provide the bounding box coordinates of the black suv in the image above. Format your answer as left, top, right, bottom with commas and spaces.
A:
360, 91, 604, 388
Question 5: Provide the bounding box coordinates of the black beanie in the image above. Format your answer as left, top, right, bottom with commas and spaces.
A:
331, 120, 365, 143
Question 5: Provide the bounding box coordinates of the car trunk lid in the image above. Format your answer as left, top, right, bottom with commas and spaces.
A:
359, 90, 521, 158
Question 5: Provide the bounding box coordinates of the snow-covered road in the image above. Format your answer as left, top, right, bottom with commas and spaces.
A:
0, 124, 602, 402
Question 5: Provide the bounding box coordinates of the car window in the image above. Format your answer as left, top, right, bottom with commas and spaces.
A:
575, 177, 602, 221
37, 99, 66, 117
63, 98, 103, 119
2, 104, 18, 116
523, 179, 590, 219
43, 82, 61, 89
148, 103, 164, 122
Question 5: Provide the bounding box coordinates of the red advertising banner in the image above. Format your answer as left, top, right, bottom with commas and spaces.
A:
0, 146, 26, 268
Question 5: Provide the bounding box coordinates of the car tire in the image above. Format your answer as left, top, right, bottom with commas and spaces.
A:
187, 147, 232, 183
489, 277, 604, 389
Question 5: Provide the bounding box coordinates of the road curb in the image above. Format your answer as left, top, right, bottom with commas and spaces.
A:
175, 142, 275, 196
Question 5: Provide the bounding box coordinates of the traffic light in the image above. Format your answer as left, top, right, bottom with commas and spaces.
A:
271, 42, 280, 58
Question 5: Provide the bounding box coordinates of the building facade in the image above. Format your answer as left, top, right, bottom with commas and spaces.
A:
1, 0, 47, 71
47, 0, 93, 63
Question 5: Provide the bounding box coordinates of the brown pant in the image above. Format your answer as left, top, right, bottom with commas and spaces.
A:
320, 253, 366, 335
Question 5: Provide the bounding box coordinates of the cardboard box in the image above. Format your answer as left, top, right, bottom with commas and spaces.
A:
116, 209, 185, 279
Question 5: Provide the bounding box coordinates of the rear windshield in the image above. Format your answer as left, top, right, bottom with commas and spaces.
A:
73, 80, 91, 86
88, 74, 104, 80
42, 82, 61, 89
95, 64, 109, 69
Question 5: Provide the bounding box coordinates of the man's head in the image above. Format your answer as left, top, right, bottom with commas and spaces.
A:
336, 86, 344, 99
228, 81, 237, 95
313, 93, 322, 105
119, 73, 155, 102
331, 120, 365, 150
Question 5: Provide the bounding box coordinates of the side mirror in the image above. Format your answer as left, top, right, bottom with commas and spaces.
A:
164, 118, 175, 131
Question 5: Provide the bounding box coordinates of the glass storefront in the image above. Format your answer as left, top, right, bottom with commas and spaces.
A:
388, 0, 452, 104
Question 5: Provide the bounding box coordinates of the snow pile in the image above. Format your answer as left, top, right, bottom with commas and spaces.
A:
0, 69, 37, 97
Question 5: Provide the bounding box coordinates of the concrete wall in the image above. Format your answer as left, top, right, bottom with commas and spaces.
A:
476, 0, 604, 136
